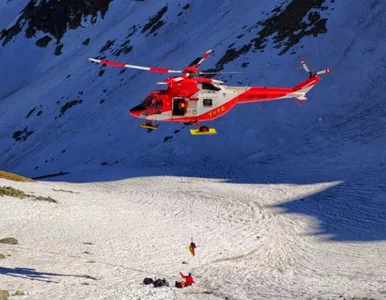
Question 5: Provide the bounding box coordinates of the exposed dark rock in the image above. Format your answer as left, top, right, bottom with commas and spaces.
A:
127, 27, 137, 39
99, 39, 115, 53
12, 127, 34, 142
100, 99, 105, 104
0, 187, 57, 203
271, 5, 282, 14
113, 39, 133, 56
82, 38, 91, 46
178, 3, 190, 16
251, 0, 328, 55
212, 44, 251, 72
25, 26, 36, 38
59, 99, 82, 117
54, 44, 64, 55
0, 237, 18, 245
163, 136, 172, 143
142, 6, 168, 35
0, 23, 22, 46
212, 0, 330, 72
0, 0, 114, 53
148, 21, 164, 35
35, 35, 52, 47
25, 107, 36, 119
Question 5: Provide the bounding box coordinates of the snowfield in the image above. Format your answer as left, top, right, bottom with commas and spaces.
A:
1, 176, 386, 300
1, 0, 386, 299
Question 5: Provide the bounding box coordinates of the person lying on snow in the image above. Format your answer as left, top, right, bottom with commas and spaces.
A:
175, 272, 195, 288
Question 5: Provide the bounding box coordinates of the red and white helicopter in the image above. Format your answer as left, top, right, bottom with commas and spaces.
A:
89, 49, 330, 135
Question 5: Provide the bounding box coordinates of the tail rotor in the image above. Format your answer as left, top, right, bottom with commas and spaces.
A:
316, 69, 331, 76
300, 59, 331, 78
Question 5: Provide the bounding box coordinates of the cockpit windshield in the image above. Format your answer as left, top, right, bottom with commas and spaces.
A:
142, 96, 155, 108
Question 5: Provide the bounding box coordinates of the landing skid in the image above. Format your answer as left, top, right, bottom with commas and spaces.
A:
140, 123, 159, 131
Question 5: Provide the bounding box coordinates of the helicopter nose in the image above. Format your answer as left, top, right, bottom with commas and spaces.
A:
129, 104, 145, 117
129, 108, 140, 117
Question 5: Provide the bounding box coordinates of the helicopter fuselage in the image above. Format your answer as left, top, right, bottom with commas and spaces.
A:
128, 75, 320, 124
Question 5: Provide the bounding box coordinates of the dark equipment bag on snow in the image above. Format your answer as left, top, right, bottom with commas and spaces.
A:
153, 278, 169, 287
143, 277, 154, 285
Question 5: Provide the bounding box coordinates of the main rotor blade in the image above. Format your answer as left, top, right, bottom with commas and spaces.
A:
199, 67, 287, 75
188, 49, 214, 69
88, 58, 183, 73
199, 71, 247, 74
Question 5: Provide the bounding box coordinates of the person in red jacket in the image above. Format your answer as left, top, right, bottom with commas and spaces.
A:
180, 272, 195, 286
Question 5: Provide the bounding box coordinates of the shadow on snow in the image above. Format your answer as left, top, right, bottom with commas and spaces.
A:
0, 266, 97, 283
36, 141, 386, 243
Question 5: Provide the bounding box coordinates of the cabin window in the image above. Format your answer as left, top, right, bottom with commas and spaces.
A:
155, 100, 163, 114
203, 99, 213, 107
201, 82, 221, 91
173, 98, 186, 116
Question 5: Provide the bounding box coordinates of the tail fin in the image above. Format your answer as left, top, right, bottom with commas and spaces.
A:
291, 78, 319, 102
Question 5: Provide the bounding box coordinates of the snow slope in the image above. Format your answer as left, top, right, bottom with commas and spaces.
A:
2, 177, 386, 300
1, 0, 386, 299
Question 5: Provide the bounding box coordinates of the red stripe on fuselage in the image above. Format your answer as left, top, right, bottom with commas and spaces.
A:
237, 87, 293, 104
198, 99, 238, 121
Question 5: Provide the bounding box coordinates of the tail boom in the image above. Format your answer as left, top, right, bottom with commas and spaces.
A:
235, 86, 293, 104
232, 59, 330, 105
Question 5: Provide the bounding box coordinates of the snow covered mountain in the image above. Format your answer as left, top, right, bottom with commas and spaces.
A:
0, 0, 341, 178
1, 0, 386, 299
